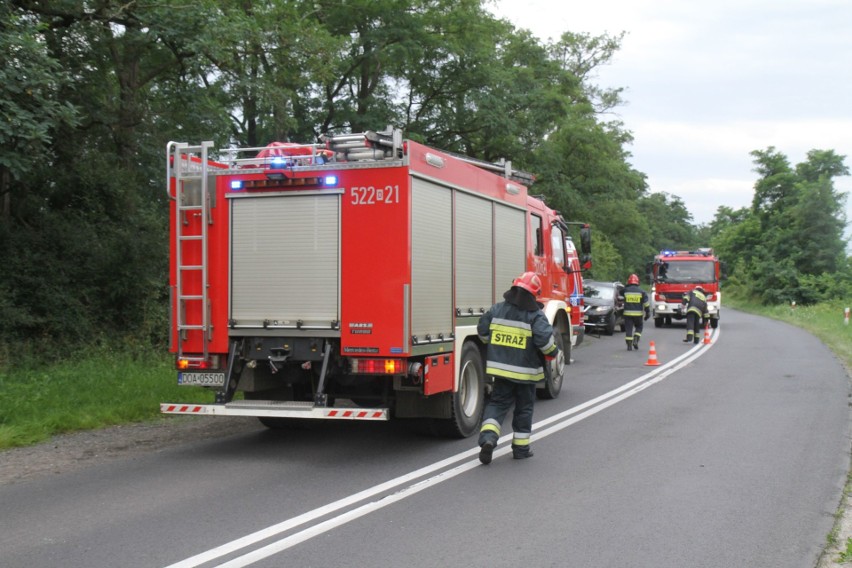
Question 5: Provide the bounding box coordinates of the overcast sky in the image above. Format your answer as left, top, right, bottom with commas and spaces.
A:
490, 0, 852, 231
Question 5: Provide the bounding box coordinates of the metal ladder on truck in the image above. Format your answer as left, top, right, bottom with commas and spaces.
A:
166, 141, 214, 362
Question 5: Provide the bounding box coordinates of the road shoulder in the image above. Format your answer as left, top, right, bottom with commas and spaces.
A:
0, 416, 259, 486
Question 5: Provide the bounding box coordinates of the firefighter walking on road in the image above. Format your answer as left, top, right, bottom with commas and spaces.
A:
477, 272, 560, 464
683, 286, 709, 344
621, 274, 650, 352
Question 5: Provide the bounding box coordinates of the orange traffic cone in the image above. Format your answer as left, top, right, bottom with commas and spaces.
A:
645, 341, 661, 366
703, 322, 712, 345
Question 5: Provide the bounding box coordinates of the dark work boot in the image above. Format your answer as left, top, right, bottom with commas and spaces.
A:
627, 343, 633, 351
694, 337, 700, 344
479, 441, 494, 465
633, 337, 640, 349
513, 449, 534, 460
683, 337, 691, 343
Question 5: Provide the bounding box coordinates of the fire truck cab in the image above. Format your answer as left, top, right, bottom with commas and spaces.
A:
162, 128, 590, 438
647, 248, 724, 329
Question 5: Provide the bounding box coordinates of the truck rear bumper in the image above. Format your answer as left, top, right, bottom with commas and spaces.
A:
161, 400, 389, 421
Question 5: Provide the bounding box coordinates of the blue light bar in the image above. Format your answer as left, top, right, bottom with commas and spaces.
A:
230, 180, 244, 190
270, 157, 287, 168
324, 175, 338, 186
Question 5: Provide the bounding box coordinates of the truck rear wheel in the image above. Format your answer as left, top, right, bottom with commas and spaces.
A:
431, 342, 485, 438
654, 317, 663, 328
537, 329, 565, 400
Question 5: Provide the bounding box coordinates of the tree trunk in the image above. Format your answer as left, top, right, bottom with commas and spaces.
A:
1, 166, 9, 223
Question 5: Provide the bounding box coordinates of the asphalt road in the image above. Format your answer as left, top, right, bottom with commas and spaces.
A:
1, 309, 849, 568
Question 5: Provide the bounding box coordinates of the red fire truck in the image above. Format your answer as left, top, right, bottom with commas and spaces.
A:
647, 248, 724, 329
161, 128, 591, 437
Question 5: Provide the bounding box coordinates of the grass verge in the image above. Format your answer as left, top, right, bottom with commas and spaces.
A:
0, 346, 213, 450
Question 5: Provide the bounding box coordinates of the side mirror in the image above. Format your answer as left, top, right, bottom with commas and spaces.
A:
579, 224, 591, 255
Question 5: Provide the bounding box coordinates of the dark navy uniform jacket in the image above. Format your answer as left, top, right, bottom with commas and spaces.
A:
477, 290, 557, 383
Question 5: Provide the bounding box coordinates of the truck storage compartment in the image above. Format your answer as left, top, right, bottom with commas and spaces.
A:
229, 192, 341, 330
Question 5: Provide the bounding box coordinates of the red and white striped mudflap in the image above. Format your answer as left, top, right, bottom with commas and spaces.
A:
161, 404, 205, 414
323, 409, 387, 420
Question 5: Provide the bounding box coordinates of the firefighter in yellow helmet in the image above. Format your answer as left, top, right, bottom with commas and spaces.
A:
620, 273, 650, 351
476, 272, 559, 464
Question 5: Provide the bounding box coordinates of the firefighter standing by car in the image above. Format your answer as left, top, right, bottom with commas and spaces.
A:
621, 274, 650, 352
682, 286, 709, 344
477, 272, 560, 465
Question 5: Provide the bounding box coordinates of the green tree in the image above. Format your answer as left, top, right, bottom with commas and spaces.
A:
750, 147, 797, 222
529, 103, 648, 277
582, 232, 621, 281
2, 0, 221, 344
199, 0, 336, 145
548, 31, 626, 114
703, 205, 749, 241
0, 4, 79, 220
713, 147, 849, 304
637, 192, 698, 252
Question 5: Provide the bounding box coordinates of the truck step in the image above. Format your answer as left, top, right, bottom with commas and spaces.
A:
228, 400, 316, 411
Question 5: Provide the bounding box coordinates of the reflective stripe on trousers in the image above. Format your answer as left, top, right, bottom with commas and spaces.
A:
478, 378, 536, 448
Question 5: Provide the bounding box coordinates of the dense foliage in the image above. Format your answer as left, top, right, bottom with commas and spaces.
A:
0, 0, 847, 353
708, 148, 851, 305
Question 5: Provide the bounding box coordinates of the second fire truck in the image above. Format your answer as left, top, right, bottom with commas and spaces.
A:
162, 128, 591, 437
647, 248, 724, 329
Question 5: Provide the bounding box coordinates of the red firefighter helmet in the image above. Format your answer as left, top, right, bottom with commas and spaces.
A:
512, 271, 542, 297
627, 273, 640, 285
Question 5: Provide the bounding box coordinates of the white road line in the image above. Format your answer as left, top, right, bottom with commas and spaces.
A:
165, 329, 718, 568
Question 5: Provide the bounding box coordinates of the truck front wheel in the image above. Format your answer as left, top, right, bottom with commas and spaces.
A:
537, 329, 565, 400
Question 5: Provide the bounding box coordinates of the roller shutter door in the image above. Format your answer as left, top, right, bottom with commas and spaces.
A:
411, 179, 452, 340
230, 193, 340, 328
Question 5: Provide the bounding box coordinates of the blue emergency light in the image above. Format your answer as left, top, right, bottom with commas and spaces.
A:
230, 180, 244, 190
324, 175, 338, 186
